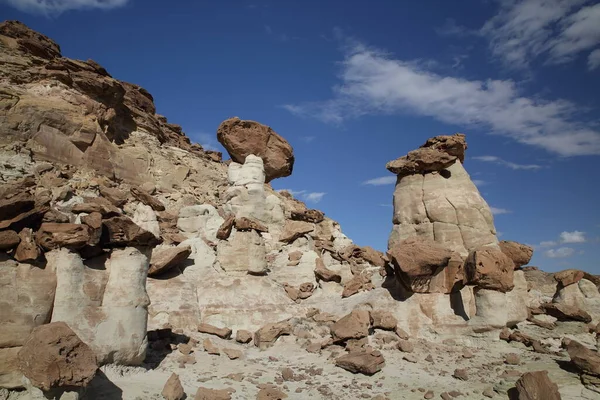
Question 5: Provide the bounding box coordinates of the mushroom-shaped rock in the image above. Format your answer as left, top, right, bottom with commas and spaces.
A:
217, 117, 294, 182
387, 238, 464, 294
499, 240, 533, 269
18, 322, 97, 392
465, 246, 515, 292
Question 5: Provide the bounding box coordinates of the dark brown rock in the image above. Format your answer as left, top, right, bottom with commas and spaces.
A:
335, 349, 385, 375
235, 330, 253, 344
234, 217, 268, 233
81, 212, 103, 246
371, 310, 398, 331
35, 223, 90, 250
330, 310, 371, 342
71, 200, 121, 217
98, 186, 127, 207
14, 228, 40, 262
216, 214, 235, 240
101, 216, 161, 246
554, 269, 585, 288
499, 241, 533, 269
148, 246, 191, 277
17, 322, 97, 391
543, 303, 592, 323
254, 321, 292, 349
513, 371, 561, 400
564, 339, 600, 376
314, 258, 342, 283
290, 209, 325, 224
453, 368, 468, 381
279, 220, 313, 243
130, 187, 165, 211
465, 246, 515, 292
0, 230, 20, 250
217, 117, 294, 182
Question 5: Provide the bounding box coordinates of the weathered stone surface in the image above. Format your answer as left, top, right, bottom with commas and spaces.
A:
81, 211, 103, 246
177, 205, 224, 242
554, 269, 585, 288
18, 322, 97, 392
194, 386, 233, 400
512, 371, 561, 400
217, 230, 266, 275
236, 330, 253, 344
148, 246, 191, 277
14, 228, 41, 263
71, 199, 120, 217
465, 247, 515, 292
0, 230, 20, 250
36, 222, 90, 250
217, 117, 294, 182
99, 186, 127, 207
198, 323, 232, 339
162, 373, 185, 400
216, 214, 235, 240
49, 248, 150, 365
565, 339, 600, 376
254, 321, 292, 349
234, 217, 268, 232
102, 216, 160, 246
131, 187, 165, 211
499, 241, 533, 269
335, 349, 385, 375
314, 258, 342, 283
0, 347, 22, 389
331, 310, 371, 342
371, 310, 398, 331
388, 237, 463, 294
543, 303, 592, 323
279, 220, 314, 243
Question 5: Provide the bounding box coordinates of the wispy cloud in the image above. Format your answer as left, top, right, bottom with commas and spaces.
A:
539, 240, 557, 248
472, 155, 542, 170
481, 0, 600, 69
545, 247, 576, 258
278, 189, 326, 204
362, 176, 397, 186
435, 18, 473, 37
299, 136, 316, 143
560, 230, 586, 243
2, 0, 129, 14
589, 49, 600, 70
283, 37, 600, 156
490, 206, 511, 215
194, 133, 222, 152
472, 179, 487, 186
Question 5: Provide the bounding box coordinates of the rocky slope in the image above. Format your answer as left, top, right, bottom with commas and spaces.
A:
1, 21, 600, 400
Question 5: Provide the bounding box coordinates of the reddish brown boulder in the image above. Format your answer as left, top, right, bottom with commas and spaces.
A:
388, 238, 463, 294
35, 223, 90, 251
554, 269, 585, 288
14, 228, 40, 262
254, 321, 292, 349
198, 323, 232, 339
0, 230, 20, 250
279, 220, 314, 243
194, 387, 233, 400
290, 209, 325, 224
18, 322, 97, 391
102, 216, 161, 246
465, 246, 515, 292
542, 303, 592, 323
216, 214, 235, 240
0, 191, 48, 232
148, 246, 191, 277
162, 373, 185, 400
99, 186, 128, 207
81, 212, 103, 246
499, 241, 533, 269
335, 349, 385, 375
342, 274, 374, 298
340, 245, 387, 268
257, 387, 288, 399
203, 338, 220, 355
314, 258, 342, 283
217, 117, 294, 182
130, 187, 165, 211
371, 310, 398, 331
564, 339, 600, 376
71, 200, 120, 217
330, 310, 371, 342
513, 371, 561, 399
235, 330, 253, 344
234, 217, 268, 233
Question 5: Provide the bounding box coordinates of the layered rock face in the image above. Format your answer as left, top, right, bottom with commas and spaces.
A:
387, 134, 498, 257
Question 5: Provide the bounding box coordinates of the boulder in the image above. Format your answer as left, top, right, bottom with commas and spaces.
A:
148, 246, 192, 277
388, 237, 463, 293
198, 323, 232, 339
0, 230, 20, 250
499, 241, 533, 269
130, 187, 165, 211
216, 214, 235, 240
465, 246, 515, 292
254, 321, 293, 349
195, 387, 233, 400
564, 339, 600, 376
18, 322, 97, 392
371, 310, 398, 331
14, 228, 40, 262
335, 349, 385, 375
234, 217, 268, 232
279, 220, 314, 243
36, 223, 90, 250
102, 216, 161, 246
554, 269, 585, 288
543, 303, 592, 323
290, 209, 324, 224
217, 117, 294, 182
217, 230, 267, 275
235, 330, 253, 344
330, 310, 371, 342
81, 212, 103, 246
162, 373, 185, 400
513, 371, 561, 400
177, 205, 224, 242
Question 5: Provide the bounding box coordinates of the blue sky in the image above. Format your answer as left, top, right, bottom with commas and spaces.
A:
2, 0, 599, 273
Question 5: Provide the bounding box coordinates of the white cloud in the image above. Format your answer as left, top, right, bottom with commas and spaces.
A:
472, 179, 487, 186
589, 49, 600, 70
363, 176, 397, 186
560, 230, 586, 243
304, 192, 326, 203
472, 155, 542, 170
490, 206, 511, 215
194, 133, 221, 152
481, 0, 600, 68
277, 189, 326, 203
283, 40, 600, 156
3, 0, 129, 14
545, 247, 576, 258
539, 240, 557, 247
